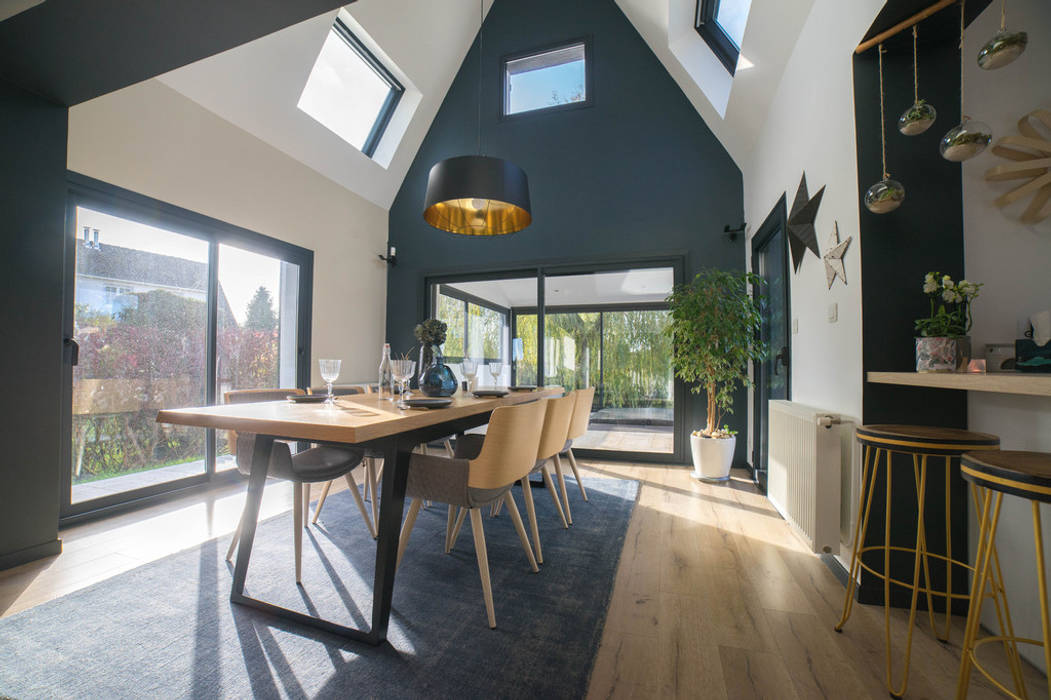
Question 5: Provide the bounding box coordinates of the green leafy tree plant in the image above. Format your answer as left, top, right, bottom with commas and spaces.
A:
665, 269, 766, 438
914, 272, 982, 338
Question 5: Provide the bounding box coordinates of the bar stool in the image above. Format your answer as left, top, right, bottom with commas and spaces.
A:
836, 424, 1001, 698
957, 451, 1051, 699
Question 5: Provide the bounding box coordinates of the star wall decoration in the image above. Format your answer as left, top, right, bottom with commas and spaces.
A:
822, 221, 852, 289
787, 173, 825, 272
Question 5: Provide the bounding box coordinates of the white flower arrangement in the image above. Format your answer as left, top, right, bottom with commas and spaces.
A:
916, 271, 983, 338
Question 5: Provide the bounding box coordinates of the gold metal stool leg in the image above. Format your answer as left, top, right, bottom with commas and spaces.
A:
836, 445, 879, 631
1032, 501, 1051, 694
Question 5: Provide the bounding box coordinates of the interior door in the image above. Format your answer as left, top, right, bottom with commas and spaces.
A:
751, 200, 791, 489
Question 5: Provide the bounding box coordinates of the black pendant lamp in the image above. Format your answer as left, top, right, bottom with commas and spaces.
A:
423, 1, 531, 236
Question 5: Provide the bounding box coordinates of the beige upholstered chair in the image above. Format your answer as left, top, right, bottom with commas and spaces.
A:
396, 400, 546, 628
522, 393, 575, 562
555, 386, 596, 524
222, 388, 374, 583
307, 384, 374, 397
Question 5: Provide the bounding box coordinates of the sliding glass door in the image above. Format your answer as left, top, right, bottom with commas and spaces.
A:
425, 259, 683, 462
61, 176, 312, 519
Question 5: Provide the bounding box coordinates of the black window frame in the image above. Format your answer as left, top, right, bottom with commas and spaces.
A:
694, 0, 741, 76
330, 17, 405, 159
500, 36, 594, 120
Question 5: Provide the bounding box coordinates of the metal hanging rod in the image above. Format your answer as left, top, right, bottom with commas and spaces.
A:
856, 0, 957, 54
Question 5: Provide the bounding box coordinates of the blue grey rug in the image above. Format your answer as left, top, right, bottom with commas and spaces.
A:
0, 476, 637, 699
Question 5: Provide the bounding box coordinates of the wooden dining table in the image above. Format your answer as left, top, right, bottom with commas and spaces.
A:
156, 386, 562, 645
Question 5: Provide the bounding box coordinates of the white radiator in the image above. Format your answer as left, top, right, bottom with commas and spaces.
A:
767, 400, 854, 555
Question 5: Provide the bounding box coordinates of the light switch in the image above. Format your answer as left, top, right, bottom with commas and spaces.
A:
827, 303, 838, 323
792, 318, 799, 334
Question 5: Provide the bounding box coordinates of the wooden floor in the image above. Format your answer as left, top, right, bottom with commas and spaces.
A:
0, 462, 1044, 698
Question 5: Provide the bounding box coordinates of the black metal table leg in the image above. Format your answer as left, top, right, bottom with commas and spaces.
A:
368, 439, 412, 643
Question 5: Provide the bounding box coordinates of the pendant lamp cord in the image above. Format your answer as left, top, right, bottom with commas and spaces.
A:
912, 26, 919, 104
477, 0, 483, 156
1000, 0, 1007, 31
960, 0, 968, 121
878, 43, 889, 180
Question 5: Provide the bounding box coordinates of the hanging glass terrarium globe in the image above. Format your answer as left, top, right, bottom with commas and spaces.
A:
865, 44, 904, 214
899, 26, 937, 135
977, 0, 1028, 69
939, 118, 993, 161
941, 0, 993, 162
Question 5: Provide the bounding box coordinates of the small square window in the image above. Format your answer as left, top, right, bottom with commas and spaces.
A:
298, 18, 404, 158
502, 39, 591, 117
695, 0, 752, 75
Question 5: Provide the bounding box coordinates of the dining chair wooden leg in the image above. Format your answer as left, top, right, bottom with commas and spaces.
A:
552, 454, 573, 525
448, 507, 468, 552
225, 508, 244, 562
503, 491, 539, 573
469, 508, 497, 629
521, 477, 542, 564
397, 498, 423, 569
311, 480, 333, 524
302, 483, 311, 528
366, 458, 378, 531
566, 449, 588, 502
346, 471, 378, 539
293, 482, 304, 583
490, 499, 503, 518
445, 504, 456, 552
542, 466, 569, 529
443, 438, 454, 457
364, 457, 372, 502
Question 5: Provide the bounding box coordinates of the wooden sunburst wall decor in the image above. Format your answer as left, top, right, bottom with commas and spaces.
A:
984, 109, 1051, 224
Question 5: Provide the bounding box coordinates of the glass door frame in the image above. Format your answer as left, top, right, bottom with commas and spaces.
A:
423, 254, 686, 464
749, 195, 791, 491
59, 172, 314, 523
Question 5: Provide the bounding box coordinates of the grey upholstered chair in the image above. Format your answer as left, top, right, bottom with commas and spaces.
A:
222, 388, 374, 583
396, 399, 547, 628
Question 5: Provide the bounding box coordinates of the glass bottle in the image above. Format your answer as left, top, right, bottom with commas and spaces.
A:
378, 343, 393, 400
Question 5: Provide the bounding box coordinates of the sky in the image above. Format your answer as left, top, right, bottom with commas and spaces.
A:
716, 0, 752, 48
508, 60, 585, 114
76, 206, 283, 325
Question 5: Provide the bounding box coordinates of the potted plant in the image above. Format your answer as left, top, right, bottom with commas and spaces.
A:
915, 272, 982, 372
666, 269, 766, 481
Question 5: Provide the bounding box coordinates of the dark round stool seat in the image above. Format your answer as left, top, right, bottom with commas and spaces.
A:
961, 451, 1051, 504
856, 424, 1000, 455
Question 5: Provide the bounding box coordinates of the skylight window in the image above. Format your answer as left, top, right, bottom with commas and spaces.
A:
298, 18, 404, 158
694, 0, 752, 75
502, 40, 591, 117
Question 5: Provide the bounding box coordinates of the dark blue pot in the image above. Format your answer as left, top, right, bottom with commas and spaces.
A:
420, 362, 458, 397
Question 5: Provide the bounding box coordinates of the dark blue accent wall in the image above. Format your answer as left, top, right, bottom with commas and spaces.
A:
0, 79, 67, 568
386, 0, 746, 463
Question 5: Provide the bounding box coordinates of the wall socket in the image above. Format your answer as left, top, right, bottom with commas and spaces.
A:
827, 303, 838, 323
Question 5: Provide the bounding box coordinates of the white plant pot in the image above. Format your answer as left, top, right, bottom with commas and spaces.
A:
689, 433, 736, 482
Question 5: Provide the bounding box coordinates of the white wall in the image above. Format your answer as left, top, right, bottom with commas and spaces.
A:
744, 0, 883, 422
962, 0, 1051, 669
68, 79, 388, 386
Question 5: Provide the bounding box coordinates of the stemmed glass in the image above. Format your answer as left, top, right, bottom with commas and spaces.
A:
318, 359, 341, 404
487, 361, 504, 388
461, 358, 478, 392
391, 359, 416, 405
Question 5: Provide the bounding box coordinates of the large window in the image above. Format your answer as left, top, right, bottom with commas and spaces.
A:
694, 0, 752, 74
298, 16, 404, 158
62, 176, 312, 519
502, 39, 591, 117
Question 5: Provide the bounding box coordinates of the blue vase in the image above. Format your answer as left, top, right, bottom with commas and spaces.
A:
419, 345, 458, 397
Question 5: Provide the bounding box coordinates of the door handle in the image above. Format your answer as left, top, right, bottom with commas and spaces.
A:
773, 346, 789, 375
64, 337, 79, 366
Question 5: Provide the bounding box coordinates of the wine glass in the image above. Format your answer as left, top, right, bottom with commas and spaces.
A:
487, 361, 504, 388
391, 359, 415, 405
461, 358, 478, 392
318, 358, 341, 404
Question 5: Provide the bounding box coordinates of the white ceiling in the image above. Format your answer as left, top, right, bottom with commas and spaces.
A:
158, 0, 493, 210
445, 268, 674, 308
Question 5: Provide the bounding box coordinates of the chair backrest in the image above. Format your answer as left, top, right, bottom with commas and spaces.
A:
308, 384, 367, 396
566, 386, 596, 440
223, 388, 303, 457
536, 393, 576, 462
467, 400, 547, 490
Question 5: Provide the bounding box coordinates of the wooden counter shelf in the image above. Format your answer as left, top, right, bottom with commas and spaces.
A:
867, 371, 1051, 398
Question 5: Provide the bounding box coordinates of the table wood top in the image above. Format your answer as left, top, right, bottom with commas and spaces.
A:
156, 387, 563, 445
